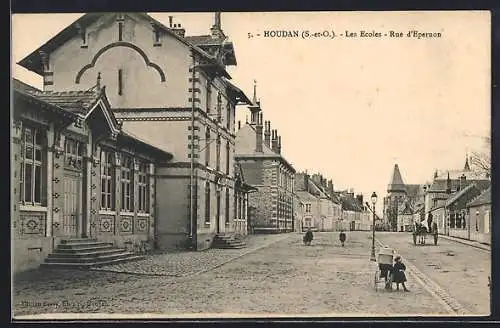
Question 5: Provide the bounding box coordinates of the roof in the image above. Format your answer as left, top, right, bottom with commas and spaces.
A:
429, 176, 490, 193
220, 77, 252, 105
340, 193, 363, 212
445, 183, 478, 207
388, 164, 405, 192
17, 13, 229, 76
186, 35, 225, 46
120, 128, 172, 161
27, 89, 102, 116
467, 186, 491, 207
296, 191, 319, 202
405, 184, 424, 199
12, 79, 42, 93
235, 123, 296, 173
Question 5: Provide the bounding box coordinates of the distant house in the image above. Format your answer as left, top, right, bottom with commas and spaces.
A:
466, 186, 491, 244
339, 191, 363, 231
295, 172, 321, 231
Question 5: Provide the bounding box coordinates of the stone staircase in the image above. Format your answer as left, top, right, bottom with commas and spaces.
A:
212, 233, 247, 249
40, 238, 144, 269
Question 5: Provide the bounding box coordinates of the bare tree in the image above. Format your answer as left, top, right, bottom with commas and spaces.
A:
470, 137, 491, 176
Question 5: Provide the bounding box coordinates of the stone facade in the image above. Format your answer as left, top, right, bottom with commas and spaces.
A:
235, 85, 296, 234
17, 12, 253, 251
12, 80, 171, 273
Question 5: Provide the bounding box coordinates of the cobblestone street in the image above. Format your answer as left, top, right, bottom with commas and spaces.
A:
13, 231, 486, 318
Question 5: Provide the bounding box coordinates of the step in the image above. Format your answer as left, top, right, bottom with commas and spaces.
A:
59, 238, 98, 244
53, 245, 115, 253
47, 248, 130, 259
215, 245, 246, 249
45, 251, 136, 264
57, 242, 114, 249
40, 255, 145, 269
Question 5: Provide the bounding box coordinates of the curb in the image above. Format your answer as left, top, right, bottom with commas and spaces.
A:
439, 235, 490, 252
375, 238, 468, 315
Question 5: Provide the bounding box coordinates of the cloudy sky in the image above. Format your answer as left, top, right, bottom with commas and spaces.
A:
12, 11, 490, 213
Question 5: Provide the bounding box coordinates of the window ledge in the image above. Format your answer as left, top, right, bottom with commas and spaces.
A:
19, 205, 47, 212
120, 212, 134, 217
99, 210, 116, 216
137, 212, 150, 217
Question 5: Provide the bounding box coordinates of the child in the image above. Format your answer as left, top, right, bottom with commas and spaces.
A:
393, 255, 410, 292
339, 230, 346, 247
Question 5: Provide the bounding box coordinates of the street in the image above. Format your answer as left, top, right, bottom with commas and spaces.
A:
13, 231, 489, 318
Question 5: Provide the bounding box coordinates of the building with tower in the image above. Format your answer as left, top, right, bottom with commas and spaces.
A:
383, 164, 425, 231
17, 12, 254, 252
235, 82, 296, 233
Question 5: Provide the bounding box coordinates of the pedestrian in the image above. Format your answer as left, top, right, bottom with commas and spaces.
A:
392, 255, 410, 292
303, 227, 314, 246
339, 230, 346, 247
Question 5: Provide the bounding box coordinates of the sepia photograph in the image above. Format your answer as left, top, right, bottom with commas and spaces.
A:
11, 10, 491, 319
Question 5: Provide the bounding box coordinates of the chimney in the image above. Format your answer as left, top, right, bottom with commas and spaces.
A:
169, 16, 173, 28
171, 21, 186, 38
277, 136, 281, 154
459, 174, 466, 190
304, 173, 310, 192
271, 130, 278, 153
328, 180, 334, 195
264, 121, 271, 147
255, 113, 263, 153
446, 171, 452, 194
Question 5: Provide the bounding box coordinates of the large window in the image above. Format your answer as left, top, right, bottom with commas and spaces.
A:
216, 135, 221, 171
100, 150, 115, 210
121, 154, 133, 212
206, 84, 212, 114
305, 203, 311, 213
225, 141, 230, 174
205, 128, 211, 167
19, 125, 45, 205
205, 181, 211, 223
226, 102, 231, 130
225, 187, 230, 224
64, 137, 83, 170
216, 92, 222, 122
138, 161, 149, 213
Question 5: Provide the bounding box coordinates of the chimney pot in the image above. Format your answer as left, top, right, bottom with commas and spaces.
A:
169, 16, 173, 27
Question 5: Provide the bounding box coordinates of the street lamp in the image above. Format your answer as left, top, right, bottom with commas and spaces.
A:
370, 192, 378, 262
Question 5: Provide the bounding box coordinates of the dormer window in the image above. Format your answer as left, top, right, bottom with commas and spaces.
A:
153, 25, 162, 47
76, 23, 88, 48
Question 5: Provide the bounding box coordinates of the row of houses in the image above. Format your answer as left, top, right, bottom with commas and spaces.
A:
383, 158, 491, 244
11, 12, 371, 274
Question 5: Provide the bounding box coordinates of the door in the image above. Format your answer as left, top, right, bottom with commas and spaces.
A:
63, 171, 82, 237
484, 210, 490, 234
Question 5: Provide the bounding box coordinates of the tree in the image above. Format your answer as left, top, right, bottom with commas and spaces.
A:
470, 136, 491, 177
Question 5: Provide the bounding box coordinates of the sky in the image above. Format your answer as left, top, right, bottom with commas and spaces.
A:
11, 11, 491, 214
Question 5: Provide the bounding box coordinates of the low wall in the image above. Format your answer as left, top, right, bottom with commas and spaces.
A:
13, 238, 54, 274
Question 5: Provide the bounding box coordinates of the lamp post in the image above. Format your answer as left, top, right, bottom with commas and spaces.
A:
370, 192, 378, 262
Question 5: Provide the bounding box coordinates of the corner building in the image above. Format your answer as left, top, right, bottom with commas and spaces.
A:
18, 12, 253, 251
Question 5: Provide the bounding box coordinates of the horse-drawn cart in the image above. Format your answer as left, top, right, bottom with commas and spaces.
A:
412, 221, 438, 246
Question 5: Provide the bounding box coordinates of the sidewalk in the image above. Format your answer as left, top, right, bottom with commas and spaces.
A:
90, 233, 294, 277
439, 234, 490, 251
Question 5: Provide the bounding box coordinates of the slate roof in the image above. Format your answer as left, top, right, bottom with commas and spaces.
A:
296, 191, 319, 203
340, 193, 363, 212
185, 35, 225, 46
405, 184, 424, 199
445, 183, 478, 207
467, 186, 491, 207
429, 177, 490, 193
12, 79, 42, 93
29, 89, 102, 116
220, 77, 252, 105
388, 164, 405, 192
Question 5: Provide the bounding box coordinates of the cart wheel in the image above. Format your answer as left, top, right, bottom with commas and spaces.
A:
413, 233, 417, 245
434, 233, 438, 245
